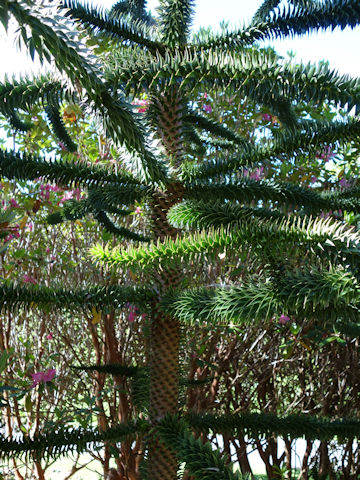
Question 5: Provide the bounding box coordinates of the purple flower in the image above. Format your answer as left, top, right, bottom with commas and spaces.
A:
262, 113, 272, 122
203, 104, 212, 114
339, 178, 352, 190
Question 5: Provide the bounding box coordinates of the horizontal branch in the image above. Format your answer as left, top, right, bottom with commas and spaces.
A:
0, 283, 153, 312
0, 419, 147, 461
187, 412, 360, 440
183, 179, 360, 213
162, 268, 360, 323
0, 149, 142, 189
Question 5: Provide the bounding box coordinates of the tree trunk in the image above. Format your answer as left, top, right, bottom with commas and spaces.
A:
147, 183, 184, 480
234, 434, 253, 477
297, 440, 313, 480
319, 441, 335, 480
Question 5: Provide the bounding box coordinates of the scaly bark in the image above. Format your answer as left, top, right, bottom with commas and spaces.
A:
147, 181, 184, 480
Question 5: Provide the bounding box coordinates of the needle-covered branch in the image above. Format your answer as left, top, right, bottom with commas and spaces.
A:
93, 210, 150, 242
184, 179, 360, 213
0, 283, 153, 312
158, 0, 195, 48
181, 118, 360, 180
158, 415, 238, 480
0, 420, 148, 461
112, 48, 360, 113
0, 75, 72, 116
196, 0, 360, 49
62, 0, 164, 54
162, 267, 360, 324
187, 412, 360, 441
0, 149, 142, 188
8, 0, 101, 92
45, 103, 78, 152
90, 214, 360, 271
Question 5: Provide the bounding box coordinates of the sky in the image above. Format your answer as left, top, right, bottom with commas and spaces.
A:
1, 0, 360, 80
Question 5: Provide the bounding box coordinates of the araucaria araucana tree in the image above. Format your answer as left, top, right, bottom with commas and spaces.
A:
2, 0, 360, 478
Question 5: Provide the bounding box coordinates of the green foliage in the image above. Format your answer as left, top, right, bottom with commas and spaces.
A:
2, 0, 360, 477
0, 148, 142, 187
158, 0, 195, 47
91, 213, 360, 272
73, 363, 142, 377
252, 0, 282, 24
63, 0, 163, 53
7, 0, 100, 89
163, 267, 360, 324
93, 209, 150, 241
0, 419, 148, 461
45, 104, 78, 152
187, 412, 360, 441
110, 0, 154, 25
158, 415, 238, 480
112, 47, 360, 114
181, 118, 360, 180
8, 111, 33, 133
0, 75, 72, 115
198, 0, 360, 48
0, 283, 153, 312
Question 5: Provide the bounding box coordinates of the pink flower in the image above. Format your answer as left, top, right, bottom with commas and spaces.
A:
58, 191, 74, 204
73, 188, 81, 201
128, 304, 141, 323
244, 167, 265, 181
249, 167, 264, 181
30, 368, 56, 388
135, 206, 142, 214
58, 141, 67, 151
46, 333, 53, 340
316, 146, 333, 163
58, 188, 82, 204
279, 314, 290, 325
203, 92, 208, 99
23, 274, 37, 285
310, 176, 317, 184
46, 247, 51, 254
262, 113, 272, 122
9, 198, 20, 208
133, 99, 149, 113
203, 104, 212, 114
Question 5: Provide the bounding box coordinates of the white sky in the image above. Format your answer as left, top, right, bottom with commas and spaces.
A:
1, 0, 360, 79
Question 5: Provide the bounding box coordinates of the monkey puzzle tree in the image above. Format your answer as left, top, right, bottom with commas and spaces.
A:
2, 0, 360, 479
